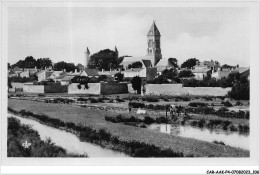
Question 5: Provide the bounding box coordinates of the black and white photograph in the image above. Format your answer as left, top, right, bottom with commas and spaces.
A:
1, 0, 259, 174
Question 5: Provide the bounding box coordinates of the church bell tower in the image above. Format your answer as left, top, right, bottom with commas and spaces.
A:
147, 21, 162, 66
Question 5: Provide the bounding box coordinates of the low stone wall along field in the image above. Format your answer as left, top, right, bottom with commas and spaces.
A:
23, 85, 45, 93
68, 83, 101, 95
100, 83, 128, 95
68, 83, 128, 95
144, 84, 231, 96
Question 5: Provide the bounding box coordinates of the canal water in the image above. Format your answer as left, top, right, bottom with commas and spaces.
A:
148, 124, 249, 150
8, 114, 128, 157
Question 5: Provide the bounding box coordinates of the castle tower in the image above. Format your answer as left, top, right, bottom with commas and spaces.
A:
147, 21, 162, 66
115, 46, 118, 58
85, 47, 90, 68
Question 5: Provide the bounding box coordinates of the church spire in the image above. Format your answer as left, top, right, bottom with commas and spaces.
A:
147, 21, 160, 36
146, 21, 162, 66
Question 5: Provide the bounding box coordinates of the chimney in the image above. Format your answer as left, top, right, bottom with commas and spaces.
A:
110, 69, 112, 72
45, 67, 47, 70
63, 69, 66, 72
102, 69, 104, 72
74, 69, 77, 73
35, 66, 37, 70
236, 64, 239, 68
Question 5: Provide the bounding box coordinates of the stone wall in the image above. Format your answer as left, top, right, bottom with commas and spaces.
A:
183, 87, 231, 96
68, 83, 129, 95
9, 83, 25, 92
23, 84, 67, 93
144, 84, 231, 96
11, 83, 25, 89
68, 83, 101, 95
44, 84, 68, 93
23, 85, 45, 93
100, 83, 128, 95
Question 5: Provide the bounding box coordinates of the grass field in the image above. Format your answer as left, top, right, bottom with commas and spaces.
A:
8, 98, 249, 157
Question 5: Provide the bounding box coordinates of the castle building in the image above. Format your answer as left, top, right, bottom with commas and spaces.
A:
85, 47, 90, 68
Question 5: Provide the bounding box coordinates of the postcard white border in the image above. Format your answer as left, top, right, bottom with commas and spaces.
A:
1, 0, 259, 173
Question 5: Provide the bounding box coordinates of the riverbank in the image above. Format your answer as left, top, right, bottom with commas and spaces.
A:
8, 116, 87, 157
8, 99, 249, 157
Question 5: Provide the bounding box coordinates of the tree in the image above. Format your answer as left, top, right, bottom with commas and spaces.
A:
53, 62, 77, 72
36, 58, 52, 69
168, 58, 178, 67
71, 76, 90, 84
162, 68, 178, 80
130, 76, 142, 94
181, 58, 199, 69
88, 49, 120, 70
178, 70, 194, 78
114, 72, 124, 81
76, 63, 85, 71
66, 63, 77, 72
228, 82, 249, 100
54, 61, 67, 71
98, 75, 108, 82
24, 56, 37, 68
8, 63, 11, 69
128, 61, 142, 69
12, 56, 37, 68
222, 64, 235, 69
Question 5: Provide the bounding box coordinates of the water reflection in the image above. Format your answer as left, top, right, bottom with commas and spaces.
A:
148, 124, 249, 150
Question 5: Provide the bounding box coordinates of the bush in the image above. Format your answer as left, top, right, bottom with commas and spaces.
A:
213, 140, 225, 145
221, 100, 233, 107
89, 98, 98, 103
98, 75, 108, 82
143, 116, 155, 124
235, 101, 243, 106
77, 97, 88, 102
188, 102, 207, 107
141, 96, 159, 102
129, 102, 145, 108
155, 116, 167, 124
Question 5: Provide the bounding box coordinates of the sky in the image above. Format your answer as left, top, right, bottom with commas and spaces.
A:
8, 7, 251, 67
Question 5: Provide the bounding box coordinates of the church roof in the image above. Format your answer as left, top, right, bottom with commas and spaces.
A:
147, 21, 160, 36
141, 60, 152, 68
82, 68, 99, 76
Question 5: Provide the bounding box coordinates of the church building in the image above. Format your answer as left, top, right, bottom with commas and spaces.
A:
120, 21, 175, 70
